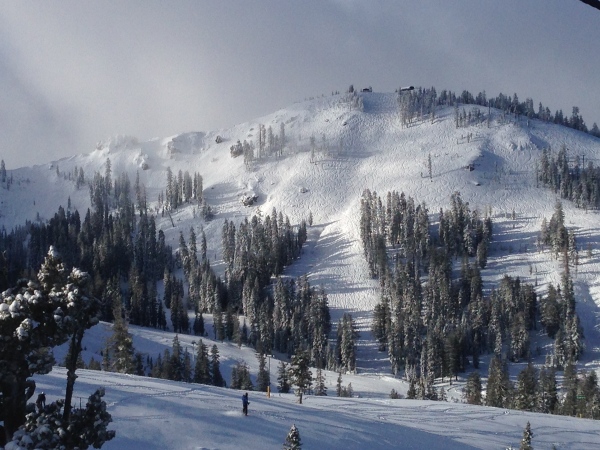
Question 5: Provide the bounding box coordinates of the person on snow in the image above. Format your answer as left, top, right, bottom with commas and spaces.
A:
242, 392, 249, 416
36, 392, 46, 413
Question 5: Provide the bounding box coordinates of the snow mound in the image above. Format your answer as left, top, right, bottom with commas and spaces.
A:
95, 135, 140, 154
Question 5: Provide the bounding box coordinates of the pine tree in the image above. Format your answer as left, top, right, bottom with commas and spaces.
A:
486, 357, 512, 408
231, 361, 253, 390
193, 340, 211, 384
283, 424, 302, 449
210, 344, 226, 387
169, 335, 185, 381
290, 350, 312, 403
0, 247, 105, 441
8, 388, 115, 449
193, 312, 205, 336
256, 352, 270, 393
0, 159, 6, 183
336, 372, 343, 397
277, 361, 291, 393
87, 357, 101, 371
110, 311, 136, 374
561, 362, 578, 416
519, 421, 533, 450
406, 377, 417, 399
514, 363, 537, 411
314, 368, 327, 396
536, 367, 558, 414
464, 372, 482, 405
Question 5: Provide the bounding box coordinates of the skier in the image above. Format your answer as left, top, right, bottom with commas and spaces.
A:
36, 392, 46, 413
242, 392, 249, 416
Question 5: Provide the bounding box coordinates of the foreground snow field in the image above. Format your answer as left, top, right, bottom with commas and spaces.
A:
33, 367, 600, 450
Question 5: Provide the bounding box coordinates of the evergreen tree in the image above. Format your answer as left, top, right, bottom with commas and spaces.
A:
0, 247, 105, 442
561, 362, 578, 416
336, 313, 358, 373
314, 368, 327, 396
168, 335, 185, 382
210, 344, 226, 387
193, 340, 211, 384
256, 352, 271, 393
464, 372, 482, 405
193, 312, 205, 336
486, 357, 512, 408
109, 305, 136, 374
0, 159, 6, 183
88, 357, 102, 371
536, 367, 558, 414
182, 348, 193, 382
406, 377, 417, 399
283, 424, 302, 450
519, 421, 533, 450
277, 361, 291, 393
514, 363, 537, 411
290, 350, 312, 403
336, 372, 343, 397
8, 389, 114, 450
231, 361, 253, 390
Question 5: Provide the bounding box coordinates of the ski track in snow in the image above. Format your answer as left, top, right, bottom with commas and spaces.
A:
34, 367, 600, 450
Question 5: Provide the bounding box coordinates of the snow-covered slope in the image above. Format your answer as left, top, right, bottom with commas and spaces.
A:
4, 91, 600, 360
35, 364, 600, 450
5, 91, 600, 448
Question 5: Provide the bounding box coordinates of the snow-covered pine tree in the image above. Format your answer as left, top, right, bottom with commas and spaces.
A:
536, 367, 558, 414
514, 363, 537, 411
283, 424, 302, 449
7, 388, 114, 450
314, 368, 327, 396
336, 372, 343, 397
519, 421, 533, 450
486, 356, 512, 408
0, 247, 105, 442
277, 361, 291, 393
109, 294, 136, 374
290, 350, 312, 403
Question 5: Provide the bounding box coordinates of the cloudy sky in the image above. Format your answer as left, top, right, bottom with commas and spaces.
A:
0, 0, 598, 168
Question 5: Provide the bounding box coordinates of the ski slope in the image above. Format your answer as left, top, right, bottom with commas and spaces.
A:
34, 364, 600, 450
3, 90, 600, 447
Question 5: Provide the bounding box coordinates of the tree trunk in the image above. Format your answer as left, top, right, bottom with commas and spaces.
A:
63, 329, 84, 421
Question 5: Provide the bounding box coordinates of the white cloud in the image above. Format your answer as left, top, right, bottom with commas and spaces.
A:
0, 0, 599, 168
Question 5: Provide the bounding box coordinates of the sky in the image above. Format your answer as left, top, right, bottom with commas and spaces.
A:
0, 0, 599, 169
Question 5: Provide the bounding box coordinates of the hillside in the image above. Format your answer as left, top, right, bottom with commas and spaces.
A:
3, 89, 600, 448
32, 364, 600, 450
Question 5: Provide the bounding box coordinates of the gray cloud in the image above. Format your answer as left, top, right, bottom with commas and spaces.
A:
0, 0, 598, 169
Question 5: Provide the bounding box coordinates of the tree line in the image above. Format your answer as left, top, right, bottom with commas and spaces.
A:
362, 189, 584, 409
396, 86, 600, 137
538, 146, 600, 210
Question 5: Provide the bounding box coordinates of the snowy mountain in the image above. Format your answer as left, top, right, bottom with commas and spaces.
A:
4, 89, 600, 448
